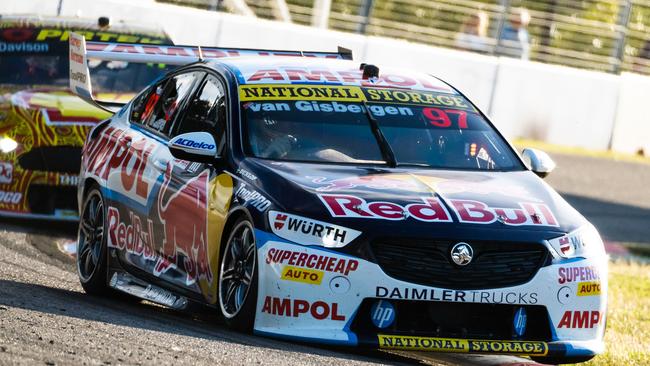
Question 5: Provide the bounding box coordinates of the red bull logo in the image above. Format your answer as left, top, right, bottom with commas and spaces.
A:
154, 164, 212, 286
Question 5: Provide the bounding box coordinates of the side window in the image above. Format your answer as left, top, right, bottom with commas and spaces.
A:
129, 85, 155, 125
140, 71, 202, 136
175, 75, 227, 155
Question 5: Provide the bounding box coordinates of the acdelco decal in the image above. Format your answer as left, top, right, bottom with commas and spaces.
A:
265, 248, 358, 275
377, 335, 547, 355
577, 281, 601, 296
280, 266, 323, 285
0, 190, 22, 204
319, 194, 558, 227
558, 266, 600, 284
239, 85, 364, 102
557, 311, 602, 328
269, 211, 361, 248
261, 296, 345, 321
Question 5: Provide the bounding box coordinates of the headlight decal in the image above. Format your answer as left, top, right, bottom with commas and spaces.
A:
548, 224, 606, 259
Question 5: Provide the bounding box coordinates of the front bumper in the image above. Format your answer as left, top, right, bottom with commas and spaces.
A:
253, 229, 608, 357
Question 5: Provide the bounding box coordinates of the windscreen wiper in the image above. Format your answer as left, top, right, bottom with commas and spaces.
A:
362, 101, 397, 168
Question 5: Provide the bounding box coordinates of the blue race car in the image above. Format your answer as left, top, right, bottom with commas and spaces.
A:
70, 33, 607, 365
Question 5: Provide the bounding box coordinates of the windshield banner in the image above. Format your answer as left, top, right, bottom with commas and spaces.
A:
239, 85, 475, 111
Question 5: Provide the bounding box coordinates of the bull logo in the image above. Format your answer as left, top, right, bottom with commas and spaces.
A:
154, 163, 212, 286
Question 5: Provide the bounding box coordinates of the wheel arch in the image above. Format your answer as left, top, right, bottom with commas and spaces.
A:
219, 207, 255, 257
82, 177, 100, 198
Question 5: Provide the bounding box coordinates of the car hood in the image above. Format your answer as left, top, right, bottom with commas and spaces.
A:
246, 159, 588, 241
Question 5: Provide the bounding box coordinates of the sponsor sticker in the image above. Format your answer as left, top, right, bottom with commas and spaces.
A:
375, 286, 538, 305
236, 168, 257, 181
319, 194, 558, 227
261, 296, 345, 321
280, 265, 323, 285
239, 85, 365, 102
266, 248, 359, 275
370, 300, 396, 329
173, 137, 215, 150
0, 162, 12, 184
377, 335, 548, 355
558, 266, 600, 284
577, 281, 601, 296
235, 184, 271, 211
513, 307, 527, 337
362, 88, 474, 110
0, 190, 22, 204
59, 174, 79, 186
557, 310, 602, 328
243, 68, 454, 92
269, 210, 361, 248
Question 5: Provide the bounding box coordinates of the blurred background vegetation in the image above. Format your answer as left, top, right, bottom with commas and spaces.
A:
158, 0, 650, 74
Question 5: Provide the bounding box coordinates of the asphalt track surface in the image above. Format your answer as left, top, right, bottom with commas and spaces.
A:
0, 151, 647, 366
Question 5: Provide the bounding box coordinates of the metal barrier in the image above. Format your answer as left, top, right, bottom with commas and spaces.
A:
158, 0, 650, 75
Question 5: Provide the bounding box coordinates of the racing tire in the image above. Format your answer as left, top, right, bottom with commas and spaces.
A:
218, 218, 258, 332
77, 187, 110, 296
530, 355, 595, 365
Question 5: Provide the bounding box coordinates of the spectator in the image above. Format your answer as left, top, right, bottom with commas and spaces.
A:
455, 11, 491, 53
499, 8, 531, 60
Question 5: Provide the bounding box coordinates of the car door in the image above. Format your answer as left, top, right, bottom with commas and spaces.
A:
106, 70, 204, 286
152, 73, 231, 302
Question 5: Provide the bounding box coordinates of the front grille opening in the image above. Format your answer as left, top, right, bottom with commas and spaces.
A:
27, 185, 77, 215
371, 240, 549, 290
18, 146, 81, 174
351, 299, 552, 341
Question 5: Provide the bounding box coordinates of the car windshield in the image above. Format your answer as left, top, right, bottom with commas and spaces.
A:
241, 85, 522, 171
0, 24, 175, 93
0, 55, 173, 93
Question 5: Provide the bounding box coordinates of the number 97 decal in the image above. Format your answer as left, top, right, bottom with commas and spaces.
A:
423, 108, 468, 129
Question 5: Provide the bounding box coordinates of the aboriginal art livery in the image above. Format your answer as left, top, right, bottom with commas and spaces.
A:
73, 35, 608, 365
0, 16, 172, 220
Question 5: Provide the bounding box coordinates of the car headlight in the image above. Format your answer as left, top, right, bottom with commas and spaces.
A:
0, 136, 17, 153
547, 224, 606, 259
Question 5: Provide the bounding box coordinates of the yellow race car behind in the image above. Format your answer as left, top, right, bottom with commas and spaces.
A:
0, 15, 173, 220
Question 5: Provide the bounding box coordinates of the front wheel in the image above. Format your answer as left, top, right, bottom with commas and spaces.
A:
218, 219, 258, 332
77, 187, 109, 295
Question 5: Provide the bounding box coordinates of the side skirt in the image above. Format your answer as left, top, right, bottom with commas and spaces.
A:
108, 271, 189, 310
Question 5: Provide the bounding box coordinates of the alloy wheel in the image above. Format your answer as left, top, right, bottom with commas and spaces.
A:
77, 191, 105, 283
219, 222, 256, 319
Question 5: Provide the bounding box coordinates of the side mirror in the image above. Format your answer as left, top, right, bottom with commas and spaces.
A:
522, 148, 556, 178
168, 132, 218, 163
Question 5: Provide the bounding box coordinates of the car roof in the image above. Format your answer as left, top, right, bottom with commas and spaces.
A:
213, 56, 457, 94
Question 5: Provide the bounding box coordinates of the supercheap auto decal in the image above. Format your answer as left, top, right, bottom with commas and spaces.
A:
0, 90, 109, 215
82, 125, 234, 302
